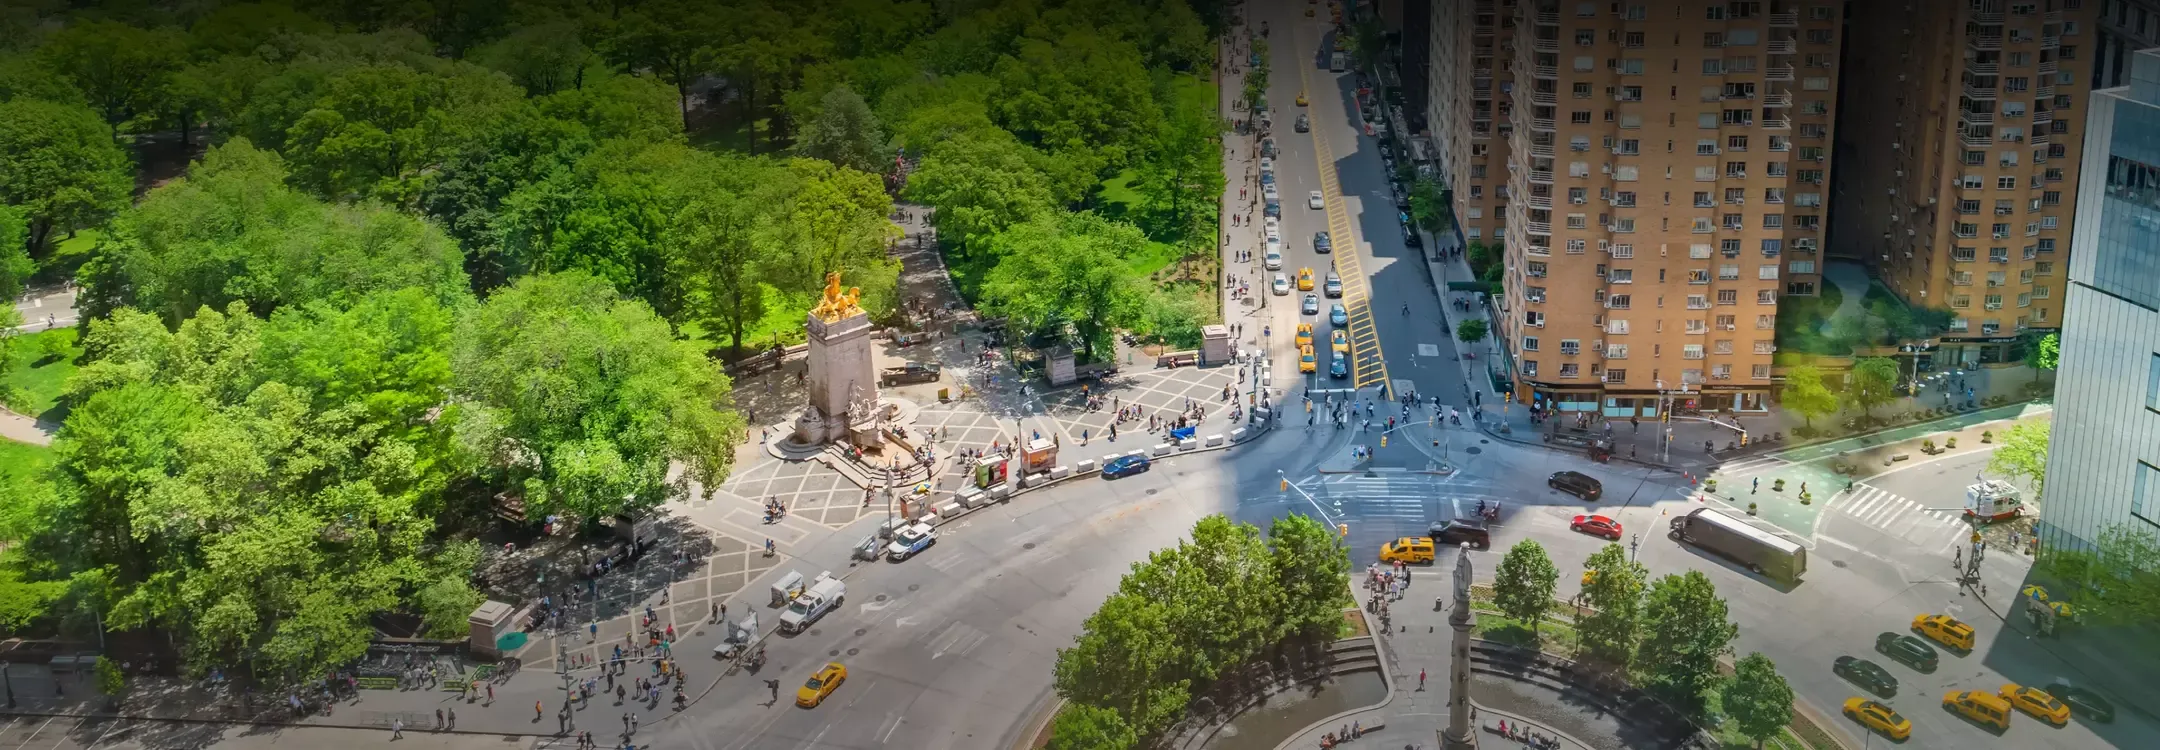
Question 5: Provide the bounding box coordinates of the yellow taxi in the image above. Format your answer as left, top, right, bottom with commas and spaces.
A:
1841, 697, 1912, 741
1296, 92, 1309, 107
1943, 689, 2012, 731
1295, 322, 1314, 349
1330, 329, 1350, 354
1297, 267, 1315, 291
1912, 613, 1975, 651
1378, 537, 1434, 564
1299, 345, 1317, 373
795, 662, 847, 708
1999, 683, 2071, 726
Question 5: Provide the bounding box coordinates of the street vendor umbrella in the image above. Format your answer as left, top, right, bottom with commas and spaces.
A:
496, 631, 529, 651
2047, 601, 2075, 618
2021, 584, 2050, 602
913, 483, 932, 495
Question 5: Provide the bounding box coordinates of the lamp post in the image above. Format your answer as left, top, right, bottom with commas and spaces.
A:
3, 660, 14, 709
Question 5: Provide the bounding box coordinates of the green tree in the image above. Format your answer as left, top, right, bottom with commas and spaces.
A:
1052, 591, 1189, 738
797, 84, 887, 173
2024, 331, 2059, 384
93, 656, 124, 700
670, 163, 781, 355
1575, 544, 1646, 667
472, 20, 593, 97
0, 205, 31, 300
982, 213, 1150, 361
902, 133, 1055, 259
1986, 420, 2049, 503
768, 158, 900, 309
1408, 179, 1451, 236
603, 0, 720, 131
1133, 89, 1222, 249
1724, 652, 1795, 749
1048, 703, 1137, 750
2041, 522, 2160, 626
450, 271, 745, 521
35, 20, 186, 135
1778, 365, 1839, 429
1493, 540, 1558, 633
1636, 571, 1739, 713
1268, 514, 1352, 639
0, 98, 134, 258
1845, 357, 1901, 418
1456, 318, 1488, 344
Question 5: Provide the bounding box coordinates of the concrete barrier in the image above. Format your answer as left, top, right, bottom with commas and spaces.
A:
1076, 459, 1098, 474
1206, 434, 1225, 446
1101, 454, 1121, 467
1151, 443, 1173, 457
935, 501, 962, 517
955, 486, 985, 508
1178, 439, 1199, 451
1231, 427, 1248, 441
1050, 465, 1072, 478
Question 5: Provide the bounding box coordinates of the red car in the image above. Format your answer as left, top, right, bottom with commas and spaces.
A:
1571, 514, 1623, 540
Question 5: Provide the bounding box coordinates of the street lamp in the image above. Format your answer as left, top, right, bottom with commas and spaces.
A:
2, 660, 14, 709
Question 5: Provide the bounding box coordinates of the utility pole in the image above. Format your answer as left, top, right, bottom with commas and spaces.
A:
556, 638, 574, 734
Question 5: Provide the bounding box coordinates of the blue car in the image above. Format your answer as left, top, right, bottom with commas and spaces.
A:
1329, 351, 1348, 379
1329, 303, 1348, 326
1103, 454, 1152, 479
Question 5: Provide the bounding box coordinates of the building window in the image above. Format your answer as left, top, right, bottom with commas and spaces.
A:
2148, 353, 2160, 413
2136, 461, 2160, 528
1522, 336, 1540, 351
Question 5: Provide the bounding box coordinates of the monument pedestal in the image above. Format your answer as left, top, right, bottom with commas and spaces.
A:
792, 271, 890, 449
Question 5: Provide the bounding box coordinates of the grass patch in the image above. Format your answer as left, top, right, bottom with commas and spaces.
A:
1468, 606, 1582, 656
1341, 608, 1370, 638
0, 440, 55, 503
4, 327, 81, 420
1772, 281, 1848, 356
41, 228, 102, 283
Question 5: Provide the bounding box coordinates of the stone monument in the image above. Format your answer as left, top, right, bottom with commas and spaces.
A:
1442, 543, 1479, 749
794, 272, 890, 448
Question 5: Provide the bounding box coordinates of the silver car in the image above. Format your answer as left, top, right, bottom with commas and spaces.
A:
1302, 294, 1320, 315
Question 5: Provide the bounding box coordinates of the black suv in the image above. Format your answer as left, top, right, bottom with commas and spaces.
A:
1428, 520, 1490, 550
1873, 632, 1939, 672
1294, 114, 1310, 133
1547, 471, 1603, 500
1833, 656, 1898, 697
1314, 231, 1332, 254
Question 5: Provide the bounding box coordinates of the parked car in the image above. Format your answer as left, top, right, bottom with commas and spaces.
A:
1833, 656, 1898, 697
1841, 698, 1911, 741
1265, 250, 1284, 270
886, 523, 937, 561
2000, 683, 2070, 726
1271, 273, 1291, 295
1103, 454, 1152, 479
1548, 471, 1603, 500
2040, 681, 2116, 723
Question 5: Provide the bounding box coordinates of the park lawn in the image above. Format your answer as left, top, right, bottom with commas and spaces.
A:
45, 228, 102, 280
4, 328, 81, 420
1468, 607, 1583, 656
0, 440, 54, 504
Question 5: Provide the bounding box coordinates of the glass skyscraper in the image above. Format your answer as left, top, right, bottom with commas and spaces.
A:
2039, 47, 2160, 551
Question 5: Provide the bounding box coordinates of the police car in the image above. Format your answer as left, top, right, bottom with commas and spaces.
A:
886, 522, 937, 561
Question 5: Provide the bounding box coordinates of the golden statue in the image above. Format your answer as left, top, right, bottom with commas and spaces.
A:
811, 271, 865, 323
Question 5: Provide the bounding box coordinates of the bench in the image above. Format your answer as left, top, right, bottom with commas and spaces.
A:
355, 676, 399, 690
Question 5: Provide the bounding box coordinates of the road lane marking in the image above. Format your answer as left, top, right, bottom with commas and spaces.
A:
1296, 34, 1391, 399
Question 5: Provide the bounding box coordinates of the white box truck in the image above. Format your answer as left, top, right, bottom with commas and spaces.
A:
1668, 508, 1807, 581
778, 572, 845, 634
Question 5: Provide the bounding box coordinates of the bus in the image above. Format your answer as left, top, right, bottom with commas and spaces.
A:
1668, 507, 1807, 581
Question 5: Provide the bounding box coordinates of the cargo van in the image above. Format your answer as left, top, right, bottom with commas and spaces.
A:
1943, 690, 2012, 732
1668, 508, 1807, 581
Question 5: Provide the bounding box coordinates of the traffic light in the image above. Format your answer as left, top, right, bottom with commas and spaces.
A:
1740, 432, 1749, 447
1505, 391, 1514, 403
1280, 478, 1290, 492
1338, 523, 1350, 537
1380, 435, 1388, 447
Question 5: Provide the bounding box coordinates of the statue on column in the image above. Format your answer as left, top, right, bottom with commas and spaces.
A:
1441, 544, 1478, 749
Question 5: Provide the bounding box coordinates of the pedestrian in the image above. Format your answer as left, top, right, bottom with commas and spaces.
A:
392, 719, 404, 740
767, 679, 781, 702
486, 684, 494, 705
1752, 477, 1759, 494
1419, 668, 1427, 690
536, 700, 545, 720
436, 708, 444, 729
631, 714, 639, 734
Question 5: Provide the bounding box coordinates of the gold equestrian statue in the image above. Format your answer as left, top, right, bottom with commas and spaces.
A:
812, 271, 864, 323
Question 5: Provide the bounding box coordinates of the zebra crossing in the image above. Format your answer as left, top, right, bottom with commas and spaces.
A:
1833, 484, 1973, 553
1296, 474, 1500, 520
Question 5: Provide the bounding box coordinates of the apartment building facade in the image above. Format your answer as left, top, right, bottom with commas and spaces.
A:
2095, 0, 2160, 88
2038, 46, 2160, 551
1488, 1, 1843, 417
1434, 0, 1517, 253
1832, 0, 2097, 368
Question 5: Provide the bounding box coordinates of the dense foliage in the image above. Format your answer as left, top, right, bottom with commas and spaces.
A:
0, 0, 1229, 686
1052, 515, 1349, 744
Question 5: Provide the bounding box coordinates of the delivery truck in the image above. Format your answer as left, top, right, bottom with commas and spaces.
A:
1668, 508, 1807, 581
778, 572, 846, 634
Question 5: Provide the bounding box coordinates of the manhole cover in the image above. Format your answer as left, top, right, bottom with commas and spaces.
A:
1023, 542, 1037, 550
875, 594, 888, 602
847, 648, 860, 656
1465, 447, 1483, 455
1147, 489, 1159, 495
855, 629, 867, 636
829, 649, 841, 656
810, 628, 821, 636
909, 584, 920, 591
1831, 559, 1849, 569
1480, 439, 1490, 444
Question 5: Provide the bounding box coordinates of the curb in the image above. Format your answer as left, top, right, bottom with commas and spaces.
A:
0, 704, 547, 739
1464, 698, 1601, 750
921, 417, 1279, 528
1472, 419, 1691, 475
1260, 601, 1393, 750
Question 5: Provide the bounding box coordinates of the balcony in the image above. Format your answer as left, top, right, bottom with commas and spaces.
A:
1528, 169, 1554, 184
2032, 131, 2050, 146
1532, 36, 1559, 52
1533, 64, 1558, 78
2039, 60, 2058, 75
1967, 60, 2000, 75
1960, 131, 1995, 147
1763, 91, 1793, 108
1765, 65, 1795, 81
1970, 34, 2004, 50
1534, 8, 1558, 25
1770, 11, 1799, 26
2037, 83, 2055, 97
1964, 84, 1999, 100
1975, 11, 2004, 23
2042, 35, 2060, 48
1961, 109, 1996, 124
1763, 117, 1792, 129
1529, 142, 1555, 157
1525, 193, 1552, 209
1768, 38, 1797, 55
1524, 221, 1552, 235
1530, 117, 1556, 132
2033, 110, 2054, 125
2046, 10, 2064, 22
1532, 90, 1557, 105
